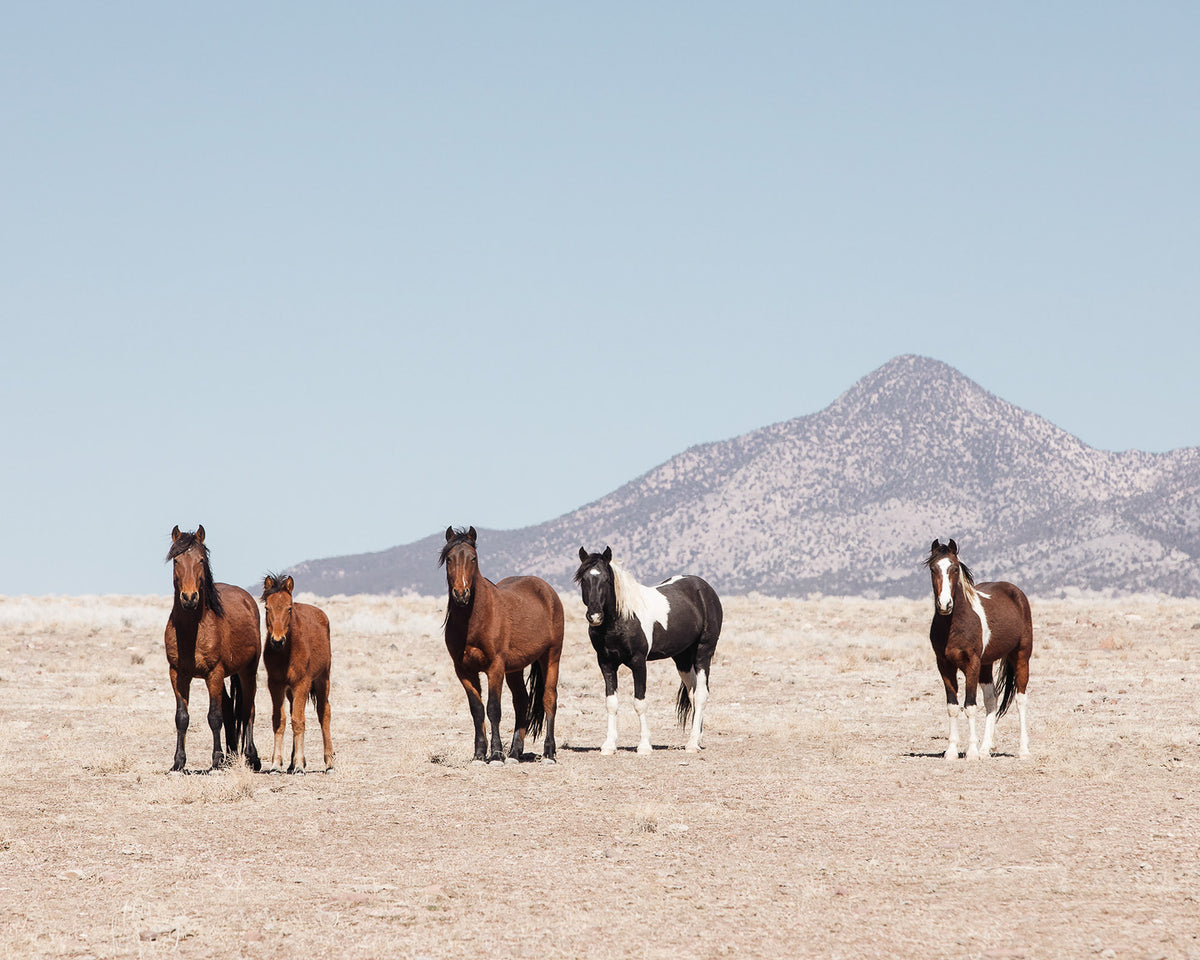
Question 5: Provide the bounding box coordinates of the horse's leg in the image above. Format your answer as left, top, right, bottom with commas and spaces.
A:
685, 665, 710, 753
978, 662, 998, 757
485, 658, 507, 764
1014, 644, 1032, 758
505, 670, 530, 761
631, 659, 652, 755
170, 668, 190, 772
268, 677, 287, 772
239, 664, 261, 771
962, 658, 982, 760
455, 668, 488, 762
288, 680, 311, 774
599, 661, 620, 755
314, 673, 334, 771
541, 649, 560, 763
204, 670, 228, 769
935, 652, 960, 760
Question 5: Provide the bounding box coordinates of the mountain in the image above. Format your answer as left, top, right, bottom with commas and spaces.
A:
287, 355, 1200, 598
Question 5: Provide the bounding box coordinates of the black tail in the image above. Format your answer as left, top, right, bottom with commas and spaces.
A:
676, 682, 693, 727
995, 654, 1016, 719
525, 662, 546, 742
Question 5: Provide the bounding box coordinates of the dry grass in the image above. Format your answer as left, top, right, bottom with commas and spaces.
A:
0, 592, 1198, 959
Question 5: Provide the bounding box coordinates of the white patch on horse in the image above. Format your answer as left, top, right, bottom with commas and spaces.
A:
936, 558, 954, 612
610, 560, 670, 652
963, 580, 992, 653
659, 575, 684, 586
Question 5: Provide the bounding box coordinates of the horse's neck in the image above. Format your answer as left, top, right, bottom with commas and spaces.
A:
171, 603, 204, 642
446, 574, 496, 641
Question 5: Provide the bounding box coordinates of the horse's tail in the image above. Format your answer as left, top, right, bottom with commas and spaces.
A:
676, 682, 694, 728
525, 661, 546, 742
226, 674, 245, 749
995, 651, 1017, 719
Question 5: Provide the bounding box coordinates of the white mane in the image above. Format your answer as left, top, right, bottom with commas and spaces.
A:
610, 559, 671, 648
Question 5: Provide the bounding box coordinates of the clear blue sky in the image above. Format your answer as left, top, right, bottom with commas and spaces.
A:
2, 4, 1197, 595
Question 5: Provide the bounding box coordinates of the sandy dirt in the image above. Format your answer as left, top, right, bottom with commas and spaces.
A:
0, 591, 1197, 960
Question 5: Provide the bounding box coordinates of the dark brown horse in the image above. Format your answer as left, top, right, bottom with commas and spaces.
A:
164, 525, 261, 771
440, 526, 564, 763
925, 539, 1033, 760
261, 574, 334, 774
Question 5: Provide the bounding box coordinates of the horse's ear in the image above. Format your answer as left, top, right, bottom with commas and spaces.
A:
602, 546, 612, 562
263, 575, 276, 592
196, 525, 206, 544
579, 547, 589, 562
172, 525, 182, 542
948, 538, 958, 554
445, 526, 455, 542
930, 539, 940, 553
467, 526, 477, 544
284, 576, 294, 594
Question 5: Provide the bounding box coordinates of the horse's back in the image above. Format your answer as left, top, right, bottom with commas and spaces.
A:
659, 575, 723, 634
978, 580, 1033, 648
295, 602, 332, 673
214, 583, 262, 668
493, 575, 565, 646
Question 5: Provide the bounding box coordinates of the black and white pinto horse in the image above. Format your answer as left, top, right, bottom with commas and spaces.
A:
575, 547, 722, 754
925, 539, 1034, 760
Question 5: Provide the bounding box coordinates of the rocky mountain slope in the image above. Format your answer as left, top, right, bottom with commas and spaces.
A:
287, 355, 1200, 598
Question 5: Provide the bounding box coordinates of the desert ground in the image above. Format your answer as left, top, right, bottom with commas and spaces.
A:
0, 591, 1197, 960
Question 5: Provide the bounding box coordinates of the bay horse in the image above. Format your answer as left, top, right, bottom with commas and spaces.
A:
575, 547, 722, 754
925, 539, 1033, 760
440, 526, 564, 763
163, 525, 261, 771
261, 574, 334, 774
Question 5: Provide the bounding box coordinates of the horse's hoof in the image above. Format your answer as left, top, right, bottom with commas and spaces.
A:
488, 759, 505, 766
471, 759, 487, 765
943, 750, 958, 761
542, 756, 557, 765
636, 744, 653, 755
289, 768, 306, 776
600, 743, 617, 756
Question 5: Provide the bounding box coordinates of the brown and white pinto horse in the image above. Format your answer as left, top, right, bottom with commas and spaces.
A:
440, 526, 564, 763
925, 539, 1033, 760
261, 574, 334, 774
164, 525, 262, 771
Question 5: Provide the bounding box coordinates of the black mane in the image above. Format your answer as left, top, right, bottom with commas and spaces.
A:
166, 530, 224, 618
438, 528, 476, 567
260, 572, 292, 600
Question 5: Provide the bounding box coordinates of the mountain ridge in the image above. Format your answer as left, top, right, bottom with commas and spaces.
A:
287, 355, 1200, 598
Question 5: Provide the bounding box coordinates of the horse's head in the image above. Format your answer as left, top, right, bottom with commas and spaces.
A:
167, 524, 210, 612
574, 546, 615, 627
261, 574, 295, 651
925, 538, 965, 615
440, 526, 478, 606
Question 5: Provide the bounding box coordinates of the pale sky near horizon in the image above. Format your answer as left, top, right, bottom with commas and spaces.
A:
2, 4, 1198, 596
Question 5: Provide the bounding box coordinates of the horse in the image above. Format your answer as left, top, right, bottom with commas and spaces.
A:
924, 539, 1033, 760
439, 526, 564, 763
163, 525, 262, 771
261, 574, 334, 774
574, 547, 723, 755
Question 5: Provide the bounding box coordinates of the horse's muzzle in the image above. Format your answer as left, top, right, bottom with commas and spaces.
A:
179, 592, 200, 610
937, 601, 954, 615
451, 589, 472, 606
266, 636, 287, 652
587, 612, 603, 626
